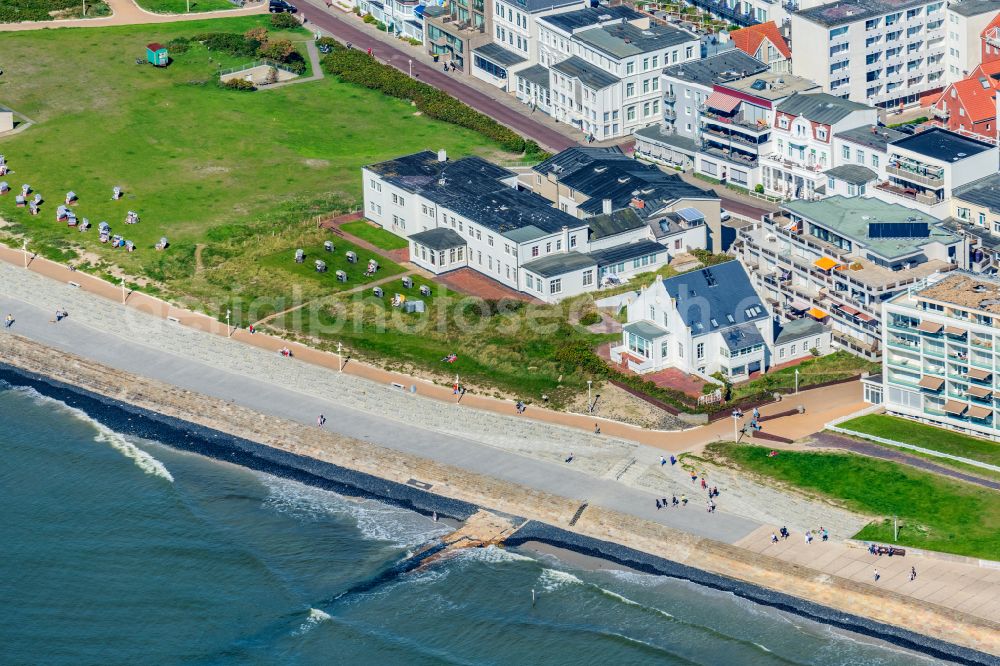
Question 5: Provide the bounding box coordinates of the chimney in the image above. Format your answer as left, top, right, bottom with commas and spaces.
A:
602, 198, 613, 214
437, 149, 448, 162
630, 197, 645, 209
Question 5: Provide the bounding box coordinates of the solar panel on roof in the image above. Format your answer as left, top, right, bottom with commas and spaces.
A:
702, 268, 717, 286
750, 79, 767, 90
868, 221, 929, 238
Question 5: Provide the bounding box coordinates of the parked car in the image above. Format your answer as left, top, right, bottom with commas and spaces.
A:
720, 209, 732, 222
269, 0, 297, 12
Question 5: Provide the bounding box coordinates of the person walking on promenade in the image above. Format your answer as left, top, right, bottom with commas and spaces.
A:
700, 478, 707, 490
910, 566, 917, 582
656, 499, 662, 510
317, 414, 326, 427
660, 456, 667, 466
771, 533, 779, 544
4, 313, 13, 328
671, 495, 679, 507
670, 455, 676, 466
805, 531, 813, 545
565, 452, 574, 463
874, 568, 880, 583
593, 423, 600, 434
681, 494, 688, 506
780, 526, 789, 539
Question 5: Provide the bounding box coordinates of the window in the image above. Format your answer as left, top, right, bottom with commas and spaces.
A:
980, 212, 987, 226
526, 274, 534, 290
369, 179, 381, 192
391, 193, 405, 206
696, 342, 704, 360
642, 57, 649, 71
550, 278, 561, 295
828, 177, 836, 190
545, 242, 551, 253
791, 343, 797, 355
569, 235, 577, 248
660, 340, 669, 358
531, 245, 539, 257
872, 154, 879, 168
582, 270, 593, 287
958, 207, 970, 220
677, 342, 684, 358
856, 149, 865, 164
625, 82, 635, 97
642, 79, 650, 94
626, 106, 636, 121
817, 128, 828, 141
848, 184, 856, 196
651, 55, 659, 68
488, 235, 494, 246
625, 61, 634, 75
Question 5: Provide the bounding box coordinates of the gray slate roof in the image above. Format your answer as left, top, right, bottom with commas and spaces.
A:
721, 322, 765, 353
521, 251, 597, 278
824, 164, 877, 185
774, 317, 826, 345
661, 260, 768, 334
586, 208, 646, 240
624, 320, 668, 340
777, 92, 871, 125
474, 42, 526, 67
948, 0, 1000, 17
575, 22, 695, 59
954, 172, 1000, 214
633, 124, 699, 155
834, 124, 907, 152
517, 64, 550, 88
551, 55, 619, 90
661, 49, 767, 87
409, 227, 466, 250
587, 239, 664, 267
940, 217, 1000, 251
505, 0, 580, 13
539, 5, 641, 33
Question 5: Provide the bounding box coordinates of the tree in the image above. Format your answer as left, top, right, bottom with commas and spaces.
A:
258, 39, 295, 62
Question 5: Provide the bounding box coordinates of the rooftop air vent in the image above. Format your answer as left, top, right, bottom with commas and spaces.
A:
957, 152, 967, 157
973, 284, 988, 293
618, 176, 631, 184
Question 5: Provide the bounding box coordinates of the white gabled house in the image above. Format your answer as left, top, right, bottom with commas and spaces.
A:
611, 261, 774, 380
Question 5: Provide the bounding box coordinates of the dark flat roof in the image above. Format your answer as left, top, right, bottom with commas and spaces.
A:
576, 22, 695, 59
795, 0, 930, 28
954, 173, 1000, 214
588, 239, 665, 266
516, 63, 550, 88
586, 207, 646, 240
662, 50, 766, 88
774, 317, 826, 345
409, 227, 467, 250
474, 42, 527, 67
551, 55, 619, 90
825, 164, 877, 185
539, 5, 641, 33
521, 251, 597, 277
889, 127, 995, 162
505, 0, 580, 13
777, 92, 871, 125
834, 124, 907, 151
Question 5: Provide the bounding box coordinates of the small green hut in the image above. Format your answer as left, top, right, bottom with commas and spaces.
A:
146, 43, 169, 67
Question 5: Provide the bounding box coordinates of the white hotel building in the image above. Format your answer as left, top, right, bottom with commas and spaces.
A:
790, 0, 947, 109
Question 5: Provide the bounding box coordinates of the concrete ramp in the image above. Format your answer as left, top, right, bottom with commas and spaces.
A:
416, 510, 524, 568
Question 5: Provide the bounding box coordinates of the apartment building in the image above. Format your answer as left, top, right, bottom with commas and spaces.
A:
685, 0, 796, 27
737, 195, 965, 358
947, 172, 1000, 271
825, 124, 908, 196
760, 92, 877, 200
534, 6, 699, 139
729, 21, 792, 74
871, 127, 998, 218
633, 50, 768, 170
475, 0, 580, 91
693, 72, 820, 193
529, 146, 725, 251
881, 271, 1000, 440
946, 0, 1000, 80
790, 0, 947, 109
363, 149, 716, 302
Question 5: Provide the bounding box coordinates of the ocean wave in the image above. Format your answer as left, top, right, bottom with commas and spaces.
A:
592, 585, 674, 620
293, 608, 332, 636
10, 385, 174, 482
454, 545, 536, 565
538, 568, 583, 592
257, 474, 451, 548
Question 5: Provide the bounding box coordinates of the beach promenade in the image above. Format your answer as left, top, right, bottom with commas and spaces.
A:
2, 330, 998, 659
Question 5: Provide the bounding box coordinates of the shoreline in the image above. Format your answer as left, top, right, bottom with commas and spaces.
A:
0, 339, 996, 664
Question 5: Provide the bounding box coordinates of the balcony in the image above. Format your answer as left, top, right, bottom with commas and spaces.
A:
664, 92, 676, 103
702, 109, 770, 134
700, 143, 759, 167
687, 0, 760, 26
875, 181, 942, 206
886, 163, 944, 188
702, 125, 764, 148
664, 108, 676, 120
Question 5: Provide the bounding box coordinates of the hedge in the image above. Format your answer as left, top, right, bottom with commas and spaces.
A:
321, 46, 533, 154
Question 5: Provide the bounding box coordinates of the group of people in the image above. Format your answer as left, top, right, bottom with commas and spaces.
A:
278, 347, 293, 357
655, 495, 686, 509
441, 61, 458, 73
514, 400, 527, 414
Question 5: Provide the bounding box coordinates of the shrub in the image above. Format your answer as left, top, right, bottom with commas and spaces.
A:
245, 27, 269, 43
320, 48, 530, 153
578, 311, 602, 326
221, 77, 256, 91
193, 32, 259, 57
316, 36, 339, 49
362, 13, 377, 23
258, 38, 295, 61
282, 51, 307, 74
270, 12, 300, 29
375, 20, 387, 31
754, 184, 764, 193
166, 37, 190, 54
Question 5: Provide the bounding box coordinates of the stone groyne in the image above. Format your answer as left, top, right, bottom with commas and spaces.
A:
0, 334, 997, 664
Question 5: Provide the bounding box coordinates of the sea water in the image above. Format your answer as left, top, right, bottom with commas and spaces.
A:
0, 385, 951, 665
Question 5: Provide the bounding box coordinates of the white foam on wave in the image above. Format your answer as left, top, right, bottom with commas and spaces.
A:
455, 545, 536, 565
538, 568, 583, 592
293, 608, 333, 636
593, 585, 675, 620
257, 474, 451, 548
605, 569, 666, 588
10, 386, 174, 482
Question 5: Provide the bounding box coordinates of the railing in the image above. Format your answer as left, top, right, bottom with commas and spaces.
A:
886, 164, 944, 188
875, 181, 942, 206
702, 110, 769, 132
700, 143, 758, 167
218, 58, 299, 76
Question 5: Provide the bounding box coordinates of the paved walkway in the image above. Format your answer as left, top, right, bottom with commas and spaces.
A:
0, 0, 266, 31
263, 39, 325, 89
809, 432, 1000, 491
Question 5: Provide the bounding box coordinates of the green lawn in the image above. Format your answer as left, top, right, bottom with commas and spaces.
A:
134, 0, 236, 13
258, 239, 405, 291
707, 443, 1000, 560
837, 414, 1000, 468
0, 17, 503, 314
0, 0, 110, 22
340, 220, 409, 251
730, 351, 879, 401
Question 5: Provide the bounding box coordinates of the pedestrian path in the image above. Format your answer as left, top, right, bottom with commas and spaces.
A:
0, 0, 266, 31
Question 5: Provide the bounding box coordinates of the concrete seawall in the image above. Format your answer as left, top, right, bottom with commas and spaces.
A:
0, 334, 997, 664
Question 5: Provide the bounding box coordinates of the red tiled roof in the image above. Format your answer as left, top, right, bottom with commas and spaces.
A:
950, 76, 999, 124
981, 13, 1000, 40
730, 21, 791, 60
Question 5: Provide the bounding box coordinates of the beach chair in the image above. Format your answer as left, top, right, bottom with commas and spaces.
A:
419, 285, 431, 297
336, 270, 347, 283
373, 286, 384, 298
324, 240, 334, 252
315, 260, 327, 273
402, 276, 414, 289
295, 249, 305, 264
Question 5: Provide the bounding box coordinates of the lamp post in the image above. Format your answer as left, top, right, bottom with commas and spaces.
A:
226, 308, 232, 337
121, 278, 126, 305
22, 240, 28, 268
587, 380, 592, 413
337, 341, 343, 372
409, 58, 413, 78
795, 368, 799, 394
732, 410, 740, 443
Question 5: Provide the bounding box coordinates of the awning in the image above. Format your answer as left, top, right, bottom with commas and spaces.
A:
856, 312, 876, 323
968, 404, 993, 420
814, 256, 839, 271
944, 326, 967, 336
967, 385, 993, 399
916, 321, 943, 334
944, 400, 968, 415
836, 303, 860, 316
807, 307, 828, 320
788, 299, 810, 311
705, 91, 742, 113
918, 376, 945, 391
968, 367, 992, 381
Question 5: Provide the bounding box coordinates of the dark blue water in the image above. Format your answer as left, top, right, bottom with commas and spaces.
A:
0, 385, 949, 665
